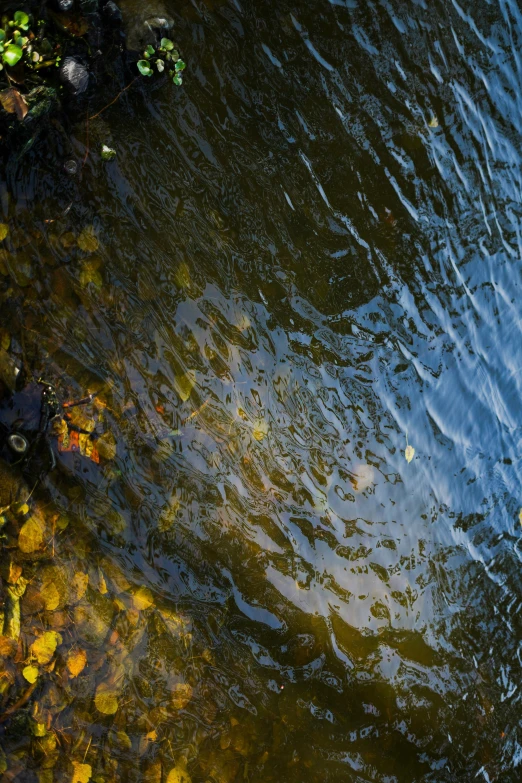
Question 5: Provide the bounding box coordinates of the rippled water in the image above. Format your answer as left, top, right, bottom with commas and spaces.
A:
3, 0, 522, 779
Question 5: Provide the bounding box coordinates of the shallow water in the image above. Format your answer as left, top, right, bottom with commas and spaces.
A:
2, 0, 522, 779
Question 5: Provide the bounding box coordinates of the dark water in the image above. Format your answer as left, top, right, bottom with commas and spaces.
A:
2, 0, 522, 779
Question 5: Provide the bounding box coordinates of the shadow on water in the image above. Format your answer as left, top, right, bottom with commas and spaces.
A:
2, 0, 522, 779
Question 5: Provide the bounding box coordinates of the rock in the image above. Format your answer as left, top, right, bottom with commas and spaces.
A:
103, 1, 122, 22
59, 56, 90, 96
118, 0, 174, 51
52, 0, 74, 11
0, 348, 20, 394
64, 159, 78, 175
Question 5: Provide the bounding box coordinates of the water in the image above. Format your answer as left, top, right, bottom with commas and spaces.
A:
2, 0, 522, 779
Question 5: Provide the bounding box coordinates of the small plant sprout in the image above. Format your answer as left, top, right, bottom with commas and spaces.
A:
136, 38, 186, 87
101, 145, 116, 161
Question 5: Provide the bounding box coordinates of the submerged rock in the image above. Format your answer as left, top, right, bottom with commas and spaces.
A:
59, 56, 90, 96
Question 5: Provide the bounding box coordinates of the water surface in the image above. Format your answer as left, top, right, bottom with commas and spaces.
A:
2, 0, 522, 780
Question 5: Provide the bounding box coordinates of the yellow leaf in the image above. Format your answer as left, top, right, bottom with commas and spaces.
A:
132, 585, 154, 611
115, 730, 132, 750
18, 516, 45, 553
31, 631, 62, 665
7, 562, 22, 584
252, 420, 268, 442
170, 682, 193, 710
42, 582, 60, 611
0, 224, 8, 241
174, 371, 195, 402
66, 648, 87, 678
405, 445, 415, 463
174, 262, 191, 289
77, 227, 99, 253
72, 572, 89, 601
22, 664, 39, 684
98, 570, 108, 595
94, 683, 119, 715
428, 116, 439, 128
519, 508, 522, 526
145, 729, 157, 742
166, 764, 192, 783
96, 431, 117, 460
72, 761, 92, 783
79, 261, 103, 288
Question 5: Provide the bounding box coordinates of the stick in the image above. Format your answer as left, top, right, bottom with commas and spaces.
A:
88, 77, 139, 122
0, 682, 37, 724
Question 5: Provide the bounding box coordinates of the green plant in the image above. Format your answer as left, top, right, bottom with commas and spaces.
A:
0, 10, 62, 73
136, 37, 186, 86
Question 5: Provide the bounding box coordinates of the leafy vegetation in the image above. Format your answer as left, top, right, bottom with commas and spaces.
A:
137, 37, 186, 86
0, 10, 62, 74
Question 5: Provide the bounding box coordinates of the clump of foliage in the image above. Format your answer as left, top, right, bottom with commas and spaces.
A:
137, 38, 186, 86
0, 11, 62, 73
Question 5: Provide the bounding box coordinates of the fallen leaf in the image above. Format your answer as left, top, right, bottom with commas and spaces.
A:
71, 572, 89, 601
174, 262, 191, 289
18, 516, 46, 553
405, 445, 415, 463
66, 648, 87, 678
0, 88, 28, 120
79, 260, 103, 288
0, 224, 8, 242
94, 683, 119, 715
71, 761, 92, 783
96, 431, 116, 460
252, 420, 268, 442
31, 631, 62, 664
22, 664, 39, 684
166, 764, 192, 783
171, 682, 193, 710
143, 762, 162, 783
114, 730, 132, 750
428, 116, 439, 128
50, 11, 89, 37
98, 570, 108, 595
7, 562, 22, 584
77, 227, 99, 253
41, 581, 60, 611
519, 508, 522, 526
145, 729, 157, 742
132, 585, 154, 611
0, 636, 16, 657
174, 370, 196, 402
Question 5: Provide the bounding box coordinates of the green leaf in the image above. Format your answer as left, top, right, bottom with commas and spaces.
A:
101, 144, 116, 161
172, 73, 182, 86
156, 59, 164, 73
137, 59, 152, 76
161, 38, 174, 50
0, 30, 5, 42
171, 50, 179, 62
175, 60, 186, 71
145, 44, 155, 56
13, 11, 29, 30
2, 44, 23, 66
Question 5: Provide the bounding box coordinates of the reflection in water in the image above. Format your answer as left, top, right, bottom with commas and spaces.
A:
2, 0, 522, 779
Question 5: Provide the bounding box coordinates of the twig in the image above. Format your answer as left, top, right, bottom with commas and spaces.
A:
0, 681, 37, 724
83, 111, 89, 166
88, 77, 139, 122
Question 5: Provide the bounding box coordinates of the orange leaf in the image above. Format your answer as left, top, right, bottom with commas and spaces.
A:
66, 648, 87, 678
